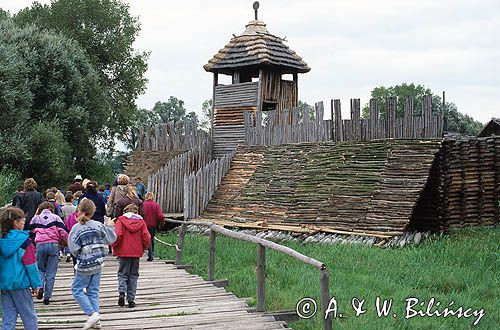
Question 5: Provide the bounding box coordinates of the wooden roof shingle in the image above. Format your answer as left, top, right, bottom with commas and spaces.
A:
204, 20, 310, 74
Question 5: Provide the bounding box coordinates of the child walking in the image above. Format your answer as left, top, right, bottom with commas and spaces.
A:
112, 204, 150, 308
0, 207, 41, 330
30, 202, 68, 305
68, 199, 116, 330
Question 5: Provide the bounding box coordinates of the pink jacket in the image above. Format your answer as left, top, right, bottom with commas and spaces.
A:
65, 211, 79, 232
30, 209, 68, 244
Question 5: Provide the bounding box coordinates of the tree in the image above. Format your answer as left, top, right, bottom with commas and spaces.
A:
362, 83, 433, 118
362, 83, 483, 135
0, 19, 109, 187
121, 108, 160, 150
24, 122, 73, 187
153, 97, 190, 123
14, 0, 149, 147
122, 97, 199, 151
199, 99, 213, 132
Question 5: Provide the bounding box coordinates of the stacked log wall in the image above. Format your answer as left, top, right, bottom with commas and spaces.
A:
439, 136, 500, 228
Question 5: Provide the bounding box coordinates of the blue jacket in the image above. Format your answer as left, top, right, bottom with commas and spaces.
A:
0, 230, 41, 290
81, 192, 106, 223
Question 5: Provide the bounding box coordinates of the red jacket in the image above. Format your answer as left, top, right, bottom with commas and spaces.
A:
143, 200, 165, 229
112, 213, 151, 258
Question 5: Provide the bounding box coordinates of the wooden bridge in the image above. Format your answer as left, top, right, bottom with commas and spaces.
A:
28, 257, 291, 329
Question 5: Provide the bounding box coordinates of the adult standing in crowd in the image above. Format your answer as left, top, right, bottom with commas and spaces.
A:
15, 178, 44, 229
68, 175, 83, 194
143, 192, 165, 261
115, 185, 143, 218
135, 177, 146, 200
81, 182, 107, 224
106, 174, 129, 218
11, 185, 24, 206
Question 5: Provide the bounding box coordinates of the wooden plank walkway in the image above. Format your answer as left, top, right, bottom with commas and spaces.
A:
21, 257, 290, 329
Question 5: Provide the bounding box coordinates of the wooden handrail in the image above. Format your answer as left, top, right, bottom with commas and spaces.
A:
163, 218, 332, 330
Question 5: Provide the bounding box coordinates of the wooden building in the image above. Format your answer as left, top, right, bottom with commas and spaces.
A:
204, 3, 310, 158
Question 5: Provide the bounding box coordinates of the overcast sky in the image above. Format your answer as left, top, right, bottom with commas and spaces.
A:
2, 0, 499, 123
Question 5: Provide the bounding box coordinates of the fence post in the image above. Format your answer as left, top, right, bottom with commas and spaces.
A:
175, 222, 187, 265
208, 229, 216, 281
320, 268, 332, 330
256, 244, 266, 312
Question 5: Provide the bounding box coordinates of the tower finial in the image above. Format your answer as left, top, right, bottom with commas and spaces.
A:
253, 1, 260, 20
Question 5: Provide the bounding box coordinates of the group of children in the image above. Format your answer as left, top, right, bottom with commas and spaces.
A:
0, 175, 163, 330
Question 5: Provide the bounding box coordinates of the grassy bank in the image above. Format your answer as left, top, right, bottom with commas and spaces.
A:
156, 227, 499, 329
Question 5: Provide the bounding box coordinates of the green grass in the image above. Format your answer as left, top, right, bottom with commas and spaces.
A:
156, 227, 499, 330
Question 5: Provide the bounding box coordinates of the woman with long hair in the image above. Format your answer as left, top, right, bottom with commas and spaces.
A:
15, 178, 44, 229
115, 185, 144, 218
81, 181, 106, 223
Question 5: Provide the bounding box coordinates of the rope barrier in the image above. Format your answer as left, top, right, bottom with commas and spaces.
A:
154, 236, 181, 252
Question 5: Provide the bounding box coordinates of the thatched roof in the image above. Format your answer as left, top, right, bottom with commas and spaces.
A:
204, 20, 310, 75
478, 118, 500, 137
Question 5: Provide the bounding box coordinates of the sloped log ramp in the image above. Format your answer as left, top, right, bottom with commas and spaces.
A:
28, 258, 290, 330
200, 139, 442, 235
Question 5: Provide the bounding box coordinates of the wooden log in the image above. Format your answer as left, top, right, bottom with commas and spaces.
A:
175, 222, 187, 265
320, 269, 332, 330
256, 244, 266, 312
208, 229, 216, 281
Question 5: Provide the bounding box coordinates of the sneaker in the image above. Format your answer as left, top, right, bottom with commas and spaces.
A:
37, 288, 44, 300
66, 254, 72, 262
147, 256, 154, 262
58, 251, 63, 260
83, 312, 101, 330
91, 320, 102, 329
118, 293, 125, 307
128, 301, 136, 308
43, 299, 50, 305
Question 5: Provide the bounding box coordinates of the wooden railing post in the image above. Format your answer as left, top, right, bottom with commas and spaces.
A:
256, 244, 266, 312
208, 229, 216, 281
320, 268, 332, 330
175, 222, 187, 265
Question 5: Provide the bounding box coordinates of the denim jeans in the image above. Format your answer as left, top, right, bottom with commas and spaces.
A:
72, 272, 101, 316
36, 242, 60, 300
147, 228, 156, 258
1, 289, 38, 330
118, 257, 139, 302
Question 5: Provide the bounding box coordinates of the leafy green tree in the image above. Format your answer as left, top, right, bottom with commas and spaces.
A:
85, 152, 116, 186
298, 100, 315, 120
14, 0, 149, 146
362, 83, 433, 118
153, 97, 191, 123
199, 99, 213, 131
362, 83, 483, 135
0, 167, 22, 206
0, 8, 9, 20
0, 19, 108, 184
121, 108, 160, 150
24, 122, 73, 188
443, 103, 483, 136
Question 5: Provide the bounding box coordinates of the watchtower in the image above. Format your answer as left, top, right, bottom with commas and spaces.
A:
204, 2, 310, 158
